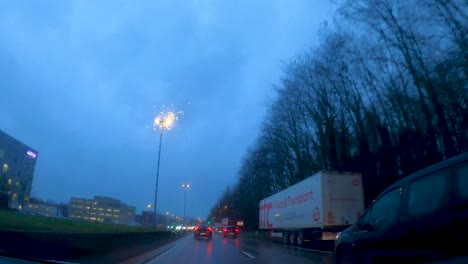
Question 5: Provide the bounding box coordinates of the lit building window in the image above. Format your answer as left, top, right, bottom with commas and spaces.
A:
12, 193, 17, 200
2, 164, 8, 173
16, 181, 19, 187
18, 205, 22, 210
7, 179, 12, 185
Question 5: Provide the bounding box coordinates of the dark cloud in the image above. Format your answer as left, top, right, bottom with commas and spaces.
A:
0, 0, 332, 218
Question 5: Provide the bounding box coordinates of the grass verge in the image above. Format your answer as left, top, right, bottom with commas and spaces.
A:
0, 210, 159, 233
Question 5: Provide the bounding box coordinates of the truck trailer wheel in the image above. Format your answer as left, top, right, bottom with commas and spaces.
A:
296, 232, 304, 246
289, 232, 296, 245
283, 232, 289, 244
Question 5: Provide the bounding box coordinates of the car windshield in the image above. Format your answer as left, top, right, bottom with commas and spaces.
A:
0, 0, 466, 263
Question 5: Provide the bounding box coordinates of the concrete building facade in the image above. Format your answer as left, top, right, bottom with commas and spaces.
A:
24, 201, 58, 217
0, 130, 38, 210
69, 196, 136, 225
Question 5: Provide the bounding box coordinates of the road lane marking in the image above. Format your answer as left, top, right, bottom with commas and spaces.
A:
244, 238, 333, 254
240, 251, 256, 259
142, 244, 175, 264
120, 235, 191, 264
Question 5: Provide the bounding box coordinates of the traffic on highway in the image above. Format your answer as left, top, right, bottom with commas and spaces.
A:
0, 0, 467, 263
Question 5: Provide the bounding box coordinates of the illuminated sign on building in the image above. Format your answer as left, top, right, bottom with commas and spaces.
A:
26, 150, 37, 159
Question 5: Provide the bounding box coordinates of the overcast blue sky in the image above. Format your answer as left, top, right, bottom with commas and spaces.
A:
0, 0, 333, 219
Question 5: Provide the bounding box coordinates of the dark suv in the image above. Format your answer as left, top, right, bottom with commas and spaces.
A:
334, 151, 468, 264
193, 225, 212, 240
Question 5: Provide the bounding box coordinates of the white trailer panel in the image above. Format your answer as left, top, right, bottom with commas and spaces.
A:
259, 173, 322, 229
259, 171, 364, 230
322, 172, 365, 226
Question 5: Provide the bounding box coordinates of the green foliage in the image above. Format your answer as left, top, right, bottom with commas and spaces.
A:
0, 210, 161, 233
209, 0, 468, 230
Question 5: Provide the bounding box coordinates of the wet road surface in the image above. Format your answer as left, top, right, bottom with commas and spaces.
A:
122, 233, 333, 264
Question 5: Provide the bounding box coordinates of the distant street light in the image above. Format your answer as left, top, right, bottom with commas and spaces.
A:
152, 111, 180, 226
182, 184, 191, 225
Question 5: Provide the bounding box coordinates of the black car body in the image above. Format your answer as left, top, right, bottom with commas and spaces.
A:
194, 225, 212, 239
223, 226, 240, 238
334, 151, 468, 264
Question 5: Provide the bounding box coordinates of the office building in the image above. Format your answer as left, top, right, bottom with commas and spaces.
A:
24, 199, 58, 218
0, 130, 38, 210
68, 196, 136, 225
136, 211, 154, 227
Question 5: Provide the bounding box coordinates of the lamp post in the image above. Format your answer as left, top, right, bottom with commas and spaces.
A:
181, 184, 191, 225
152, 111, 178, 226
165, 211, 169, 228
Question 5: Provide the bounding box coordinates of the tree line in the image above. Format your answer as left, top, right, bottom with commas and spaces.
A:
209, 0, 467, 230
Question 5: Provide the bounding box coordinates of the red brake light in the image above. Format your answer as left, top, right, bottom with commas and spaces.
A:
223, 228, 227, 232
207, 226, 212, 231
235, 228, 239, 232
194, 226, 199, 231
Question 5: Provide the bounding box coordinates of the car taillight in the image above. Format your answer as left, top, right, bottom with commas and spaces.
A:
207, 226, 212, 231
194, 226, 199, 231
223, 228, 227, 232
235, 228, 239, 232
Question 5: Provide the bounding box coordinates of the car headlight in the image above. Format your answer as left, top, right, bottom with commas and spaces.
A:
334, 232, 342, 251
335, 232, 342, 240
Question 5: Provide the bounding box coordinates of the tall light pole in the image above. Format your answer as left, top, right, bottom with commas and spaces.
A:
181, 184, 191, 226
152, 111, 178, 226
165, 211, 169, 228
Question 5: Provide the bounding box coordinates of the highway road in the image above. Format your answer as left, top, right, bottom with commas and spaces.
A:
122, 233, 333, 264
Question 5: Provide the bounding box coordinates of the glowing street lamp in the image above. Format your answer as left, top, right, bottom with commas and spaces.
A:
182, 184, 191, 225
152, 110, 180, 226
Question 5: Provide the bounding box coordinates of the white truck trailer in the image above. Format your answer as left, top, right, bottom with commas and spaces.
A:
259, 171, 364, 245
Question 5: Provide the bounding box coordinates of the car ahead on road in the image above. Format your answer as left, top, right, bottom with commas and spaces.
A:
215, 227, 223, 234
193, 225, 212, 240
223, 226, 240, 238
334, 151, 468, 264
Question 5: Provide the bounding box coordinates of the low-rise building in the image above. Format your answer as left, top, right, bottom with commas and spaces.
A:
136, 211, 154, 227
24, 200, 58, 217
68, 196, 136, 225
